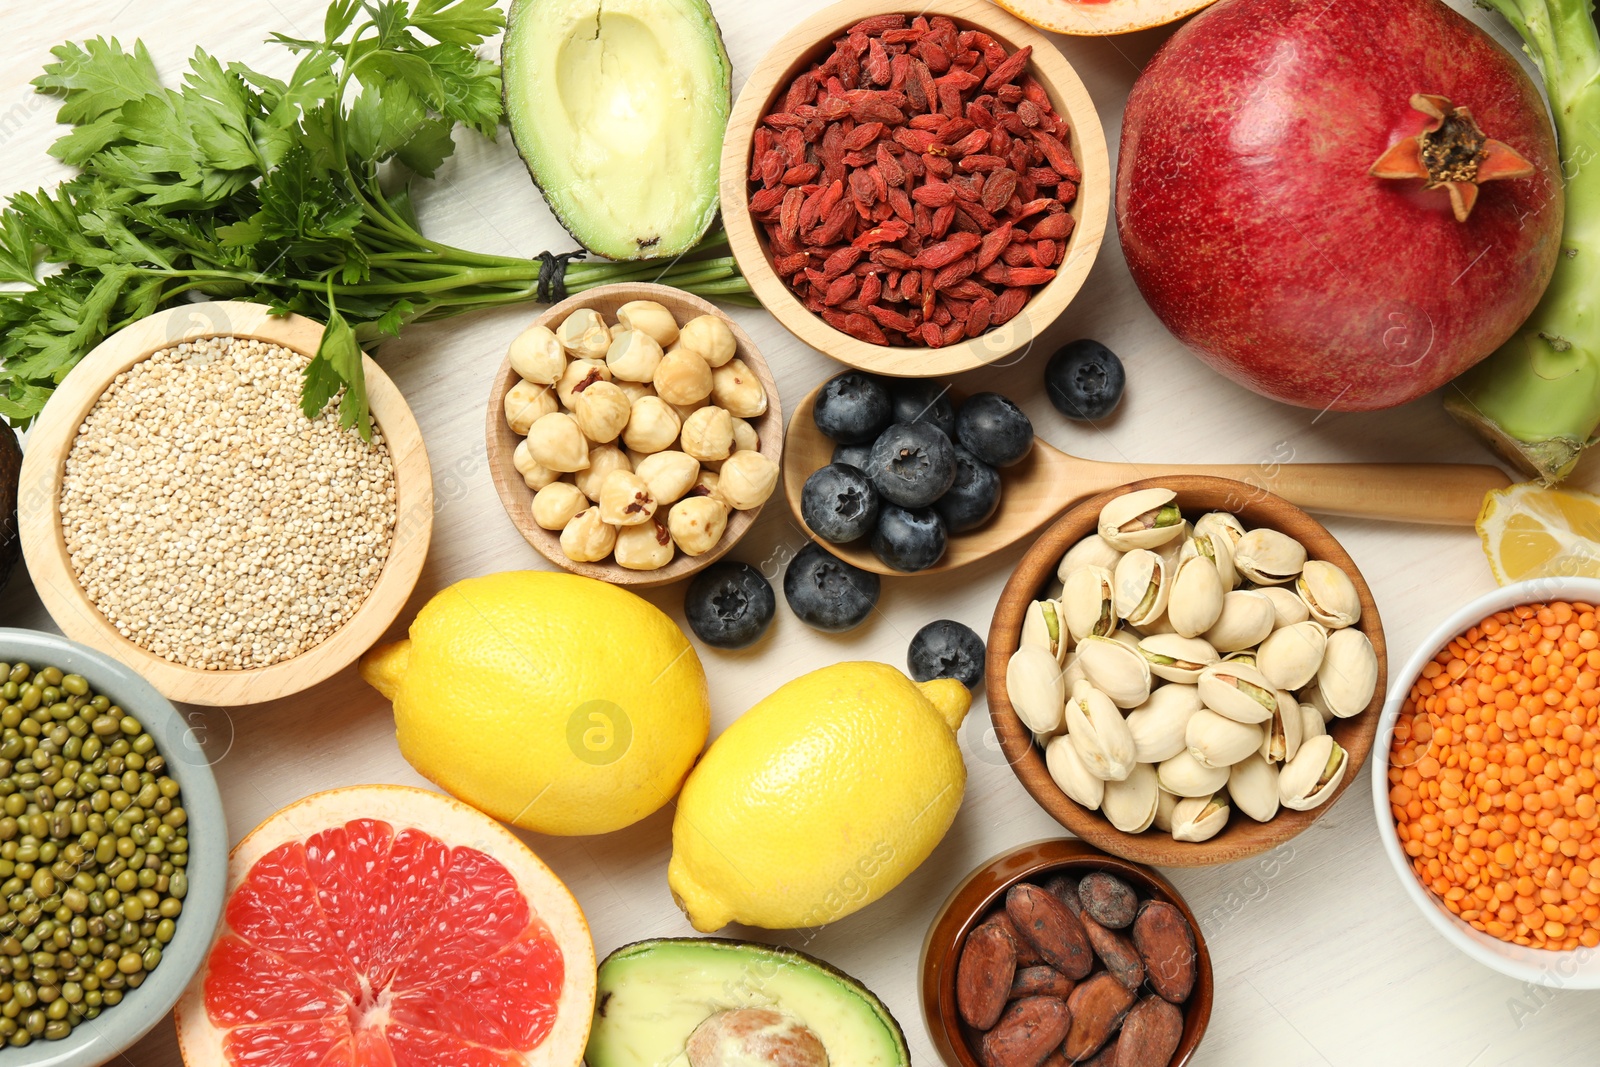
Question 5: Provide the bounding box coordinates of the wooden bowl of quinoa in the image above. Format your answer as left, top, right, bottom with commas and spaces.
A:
17, 301, 431, 706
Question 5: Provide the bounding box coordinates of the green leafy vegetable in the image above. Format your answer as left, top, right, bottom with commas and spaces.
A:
1445, 0, 1600, 481
0, 0, 749, 436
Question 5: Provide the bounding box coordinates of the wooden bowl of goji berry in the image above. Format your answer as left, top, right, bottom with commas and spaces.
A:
720, 0, 1109, 377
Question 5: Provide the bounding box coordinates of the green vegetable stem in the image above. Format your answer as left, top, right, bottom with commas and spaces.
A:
0, 0, 750, 439
1447, 0, 1600, 482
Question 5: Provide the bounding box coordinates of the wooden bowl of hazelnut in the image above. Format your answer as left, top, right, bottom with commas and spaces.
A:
486, 283, 784, 587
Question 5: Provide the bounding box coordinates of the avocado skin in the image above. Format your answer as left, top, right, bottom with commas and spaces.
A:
590, 936, 911, 1064
500, 0, 732, 262
0, 424, 17, 592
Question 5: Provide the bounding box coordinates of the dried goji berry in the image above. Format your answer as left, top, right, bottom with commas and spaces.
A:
850, 13, 907, 34
845, 122, 884, 151
912, 182, 955, 207
842, 313, 888, 344
976, 224, 1013, 271
875, 143, 905, 187
982, 168, 1017, 213
1032, 130, 1082, 181
913, 232, 980, 268
1030, 213, 1074, 240
966, 297, 993, 337
992, 287, 1029, 324
823, 275, 857, 306
983, 46, 1032, 91
774, 251, 810, 277
932, 203, 956, 239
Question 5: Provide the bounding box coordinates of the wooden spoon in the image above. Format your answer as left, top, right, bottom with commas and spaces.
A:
782, 381, 1512, 576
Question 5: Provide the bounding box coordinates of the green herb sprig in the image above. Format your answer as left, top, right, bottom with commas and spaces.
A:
0, 0, 749, 437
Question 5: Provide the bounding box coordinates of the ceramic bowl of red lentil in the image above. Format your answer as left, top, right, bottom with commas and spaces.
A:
1373, 578, 1600, 987
719, 0, 1110, 378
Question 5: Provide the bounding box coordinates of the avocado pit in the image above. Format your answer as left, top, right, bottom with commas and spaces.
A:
687, 1008, 829, 1067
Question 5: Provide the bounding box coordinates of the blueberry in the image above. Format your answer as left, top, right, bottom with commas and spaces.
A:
866, 422, 957, 508
955, 393, 1033, 467
801, 464, 880, 544
784, 542, 881, 632
907, 620, 986, 689
1046, 340, 1125, 421
934, 446, 1001, 534
812, 372, 892, 444
888, 379, 957, 439
684, 561, 776, 649
870, 505, 947, 572
832, 441, 874, 471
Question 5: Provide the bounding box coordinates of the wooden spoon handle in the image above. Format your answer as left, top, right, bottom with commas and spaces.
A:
1087, 461, 1511, 525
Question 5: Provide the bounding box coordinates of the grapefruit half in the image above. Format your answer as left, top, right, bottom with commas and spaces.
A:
175, 785, 595, 1067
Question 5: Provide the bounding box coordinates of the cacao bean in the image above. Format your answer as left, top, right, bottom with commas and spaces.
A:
1064, 973, 1138, 1062
1011, 964, 1075, 999
1081, 911, 1146, 990
1132, 901, 1197, 1005
1114, 996, 1184, 1067
1079, 872, 1139, 929
979, 996, 1071, 1067
957, 921, 1016, 1030
1006, 883, 1094, 978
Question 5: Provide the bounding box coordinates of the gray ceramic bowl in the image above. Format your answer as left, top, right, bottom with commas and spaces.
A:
0, 629, 226, 1065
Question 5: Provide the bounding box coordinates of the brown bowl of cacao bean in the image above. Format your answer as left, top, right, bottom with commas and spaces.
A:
719, 0, 1110, 379
921, 838, 1211, 1067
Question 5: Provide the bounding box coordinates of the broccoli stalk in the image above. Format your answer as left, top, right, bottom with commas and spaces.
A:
1446, 0, 1600, 482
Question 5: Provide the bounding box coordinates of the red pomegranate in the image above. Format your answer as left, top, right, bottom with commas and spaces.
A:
1116, 0, 1563, 411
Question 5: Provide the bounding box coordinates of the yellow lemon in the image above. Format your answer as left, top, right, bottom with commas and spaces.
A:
360, 571, 709, 836
1477, 483, 1600, 585
668, 661, 971, 932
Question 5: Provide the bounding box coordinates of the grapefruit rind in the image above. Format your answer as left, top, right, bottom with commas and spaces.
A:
174, 785, 595, 1067
993, 0, 1219, 36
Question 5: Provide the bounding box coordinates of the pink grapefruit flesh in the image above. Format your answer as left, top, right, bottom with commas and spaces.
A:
176, 786, 594, 1067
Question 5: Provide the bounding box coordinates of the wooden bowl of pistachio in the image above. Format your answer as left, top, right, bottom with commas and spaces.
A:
987, 475, 1387, 867
486, 283, 783, 587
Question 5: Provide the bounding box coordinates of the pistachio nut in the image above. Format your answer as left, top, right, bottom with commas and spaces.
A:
1066, 680, 1137, 782
560, 506, 616, 562
605, 328, 665, 383
1297, 559, 1362, 629
1260, 689, 1304, 764
1155, 520, 1193, 575
1007, 645, 1067, 734
531, 481, 589, 531
1137, 634, 1219, 684
622, 396, 682, 454
1021, 599, 1071, 666
1228, 754, 1281, 822
1256, 620, 1329, 691
614, 519, 675, 571
1125, 683, 1202, 763
1112, 549, 1170, 631
505, 379, 558, 435
507, 323, 567, 385
574, 443, 632, 501
1057, 534, 1124, 582
730, 416, 760, 455
527, 412, 591, 473
1136, 613, 1179, 638
1166, 553, 1225, 638
1299, 678, 1336, 723
1156, 749, 1230, 798
1076, 635, 1153, 710
1259, 586, 1311, 630
512, 438, 559, 490
1046, 733, 1105, 810
711, 358, 769, 418
571, 380, 632, 444
1060, 650, 1088, 693
1316, 628, 1379, 718
653, 346, 714, 406
717, 451, 779, 510
1182, 528, 1238, 592
615, 299, 680, 348
1221, 649, 1258, 669
1098, 488, 1184, 551
557, 357, 613, 409
667, 496, 729, 556
1171, 791, 1230, 843
1186, 708, 1265, 769
1193, 510, 1245, 549
598, 470, 658, 526
1063, 565, 1118, 643
678, 313, 738, 368
1110, 628, 1144, 652
1278, 734, 1347, 811
1202, 589, 1276, 652
634, 450, 700, 505
1152, 788, 1182, 833
1102, 762, 1160, 833
555, 307, 612, 358
1300, 702, 1327, 742
1197, 661, 1278, 724
1232, 528, 1307, 585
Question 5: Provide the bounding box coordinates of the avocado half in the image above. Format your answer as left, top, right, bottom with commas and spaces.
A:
587, 937, 911, 1066
0, 424, 18, 592
502, 0, 731, 261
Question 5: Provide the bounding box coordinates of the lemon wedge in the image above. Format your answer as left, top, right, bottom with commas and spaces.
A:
1477, 483, 1600, 584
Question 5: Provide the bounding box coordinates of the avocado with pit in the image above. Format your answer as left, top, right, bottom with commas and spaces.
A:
586, 938, 911, 1067
502, 0, 731, 261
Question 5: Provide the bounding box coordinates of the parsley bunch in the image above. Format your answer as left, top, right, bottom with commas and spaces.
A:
0, 0, 749, 436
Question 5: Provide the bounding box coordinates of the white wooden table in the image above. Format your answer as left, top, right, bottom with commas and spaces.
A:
3, 2, 1596, 1064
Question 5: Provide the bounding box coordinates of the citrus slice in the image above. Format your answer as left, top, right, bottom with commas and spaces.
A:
176, 785, 594, 1067
1476, 482, 1600, 585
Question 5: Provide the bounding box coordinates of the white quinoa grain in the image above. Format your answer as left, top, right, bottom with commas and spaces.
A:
60, 337, 398, 671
